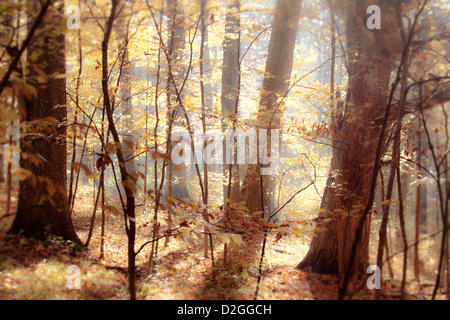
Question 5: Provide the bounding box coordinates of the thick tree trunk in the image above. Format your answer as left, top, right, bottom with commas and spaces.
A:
297, 0, 401, 276
10, 1, 80, 243
241, 0, 302, 217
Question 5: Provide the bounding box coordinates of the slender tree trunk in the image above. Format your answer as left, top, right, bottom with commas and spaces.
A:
101, 0, 136, 300
418, 127, 429, 233
374, 41, 409, 299
414, 124, 424, 280
396, 165, 408, 299
5, 119, 14, 217
148, 1, 165, 270
221, 0, 241, 205
0, 148, 4, 184
0, 5, 9, 185
165, 0, 190, 199
68, 7, 83, 213
199, 0, 215, 263
117, 17, 136, 178
240, 0, 302, 217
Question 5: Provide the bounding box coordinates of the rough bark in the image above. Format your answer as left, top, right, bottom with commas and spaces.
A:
0, 0, 15, 184
10, 1, 80, 243
297, 0, 402, 276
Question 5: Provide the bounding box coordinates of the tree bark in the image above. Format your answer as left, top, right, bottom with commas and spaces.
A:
100, 0, 136, 300
117, 17, 136, 178
0, 148, 4, 184
418, 127, 429, 233
221, 0, 241, 204
10, 0, 80, 244
240, 0, 302, 218
165, 0, 190, 199
297, 0, 401, 276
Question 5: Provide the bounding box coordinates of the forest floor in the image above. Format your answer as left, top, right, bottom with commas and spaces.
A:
0, 186, 446, 300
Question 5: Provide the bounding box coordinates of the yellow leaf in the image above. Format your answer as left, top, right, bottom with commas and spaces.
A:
43, 116, 57, 128
106, 205, 121, 216
188, 199, 198, 210
71, 162, 80, 172
88, 172, 99, 180
166, 196, 174, 203
45, 179, 56, 197
122, 180, 137, 193
180, 227, 190, 237
123, 140, 134, 150
105, 142, 116, 154
14, 167, 32, 181
161, 262, 178, 275
230, 234, 244, 245
218, 233, 231, 244
144, 195, 154, 201
22, 152, 43, 167
23, 84, 37, 99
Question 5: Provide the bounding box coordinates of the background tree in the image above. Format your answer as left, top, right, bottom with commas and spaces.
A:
165, 0, 190, 199
221, 0, 241, 205
241, 0, 303, 218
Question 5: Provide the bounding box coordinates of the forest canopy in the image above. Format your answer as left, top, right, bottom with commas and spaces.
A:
0, 0, 449, 301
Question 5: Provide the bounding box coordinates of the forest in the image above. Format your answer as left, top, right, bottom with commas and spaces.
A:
0, 0, 449, 301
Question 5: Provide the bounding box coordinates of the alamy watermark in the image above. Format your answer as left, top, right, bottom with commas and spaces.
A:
366, 265, 381, 290
66, 265, 81, 290
366, 5, 381, 30
66, 5, 81, 30
64, 4, 381, 31
171, 129, 279, 176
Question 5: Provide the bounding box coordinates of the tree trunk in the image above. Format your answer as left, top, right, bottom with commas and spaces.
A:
418, 127, 429, 233
221, 0, 241, 204
297, 0, 401, 277
0, 145, 4, 184
10, 1, 80, 244
100, 0, 136, 300
240, 0, 302, 218
118, 18, 136, 178
166, 0, 190, 199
